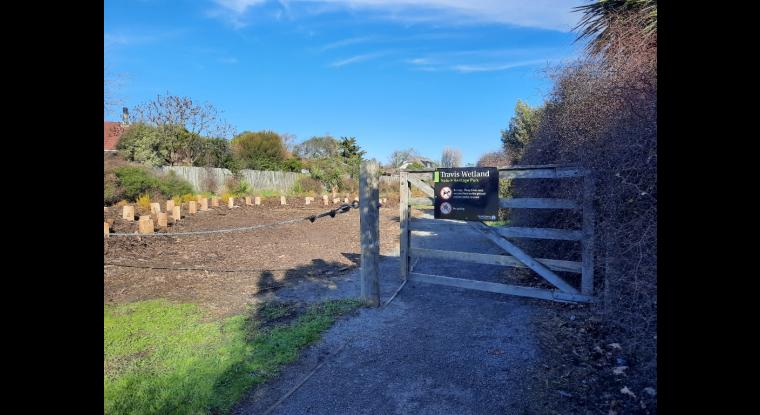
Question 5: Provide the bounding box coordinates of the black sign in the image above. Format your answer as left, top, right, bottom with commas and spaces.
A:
433, 167, 499, 221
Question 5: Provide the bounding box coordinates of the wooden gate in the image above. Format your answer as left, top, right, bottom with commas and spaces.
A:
399, 165, 595, 303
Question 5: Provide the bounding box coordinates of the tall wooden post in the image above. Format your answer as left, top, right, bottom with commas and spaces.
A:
399, 171, 410, 280
581, 173, 596, 296
360, 159, 380, 307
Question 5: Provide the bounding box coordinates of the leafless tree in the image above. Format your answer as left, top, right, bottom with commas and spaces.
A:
387, 148, 421, 168
476, 150, 510, 167
440, 147, 462, 168
131, 93, 237, 165
133, 93, 235, 139
280, 132, 297, 153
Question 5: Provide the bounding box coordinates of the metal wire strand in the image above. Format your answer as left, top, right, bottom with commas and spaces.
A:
106, 202, 360, 237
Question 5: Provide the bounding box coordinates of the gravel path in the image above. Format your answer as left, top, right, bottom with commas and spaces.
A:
234, 217, 547, 414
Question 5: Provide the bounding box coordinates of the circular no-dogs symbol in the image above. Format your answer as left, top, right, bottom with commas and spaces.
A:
439, 186, 452, 200
440, 202, 452, 215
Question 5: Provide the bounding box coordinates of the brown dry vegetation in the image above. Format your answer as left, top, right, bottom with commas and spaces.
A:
510, 14, 657, 413
104, 200, 400, 318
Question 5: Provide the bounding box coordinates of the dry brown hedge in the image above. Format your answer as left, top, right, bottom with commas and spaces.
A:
510, 19, 657, 395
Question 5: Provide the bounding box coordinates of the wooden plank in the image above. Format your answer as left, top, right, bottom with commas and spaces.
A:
415, 211, 434, 219
410, 196, 434, 206
403, 168, 435, 173
581, 175, 596, 296
500, 164, 578, 170
470, 222, 579, 294
499, 168, 584, 180
407, 176, 434, 197
410, 220, 470, 233
408, 172, 434, 181
408, 272, 593, 303
494, 226, 583, 241
360, 160, 381, 307
410, 247, 582, 273
399, 172, 410, 280
499, 198, 579, 209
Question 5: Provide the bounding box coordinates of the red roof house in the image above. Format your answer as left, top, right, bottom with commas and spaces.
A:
104, 121, 126, 151
104, 108, 130, 151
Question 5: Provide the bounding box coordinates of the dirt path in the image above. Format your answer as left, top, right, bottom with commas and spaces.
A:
232, 216, 553, 414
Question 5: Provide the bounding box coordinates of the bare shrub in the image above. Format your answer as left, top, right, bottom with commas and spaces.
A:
476, 151, 510, 168
295, 176, 323, 195
511, 14, 657, 395
339, 177, 358, 194
440, 147, 462, 168
202, 167, 218, 194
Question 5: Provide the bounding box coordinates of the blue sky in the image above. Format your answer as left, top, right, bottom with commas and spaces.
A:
104, 0, 588, 165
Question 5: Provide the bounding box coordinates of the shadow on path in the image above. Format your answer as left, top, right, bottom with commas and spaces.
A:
233, 217, 550, 414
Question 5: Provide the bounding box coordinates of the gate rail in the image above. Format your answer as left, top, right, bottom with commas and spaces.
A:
399, 165, 596, 303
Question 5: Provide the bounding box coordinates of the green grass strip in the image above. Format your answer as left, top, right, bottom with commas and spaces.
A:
104, 298, 361, 415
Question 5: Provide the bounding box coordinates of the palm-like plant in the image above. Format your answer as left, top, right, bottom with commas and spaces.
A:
574, 0, 657, 56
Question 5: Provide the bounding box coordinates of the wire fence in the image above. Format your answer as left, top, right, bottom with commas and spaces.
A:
106, 201, 361, 237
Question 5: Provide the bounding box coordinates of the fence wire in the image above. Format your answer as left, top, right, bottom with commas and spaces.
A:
106, 201, 360, 237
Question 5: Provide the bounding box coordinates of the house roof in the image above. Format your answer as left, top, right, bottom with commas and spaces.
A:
104, 121, 126, 150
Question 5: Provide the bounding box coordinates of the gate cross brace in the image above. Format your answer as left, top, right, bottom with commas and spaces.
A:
407, 176, 434, 198
469, 221, 580, 295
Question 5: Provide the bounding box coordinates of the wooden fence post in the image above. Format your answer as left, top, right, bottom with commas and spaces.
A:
189, 201, 197, 214
360, 159, 381, 307
122, 205, 135, 221
399, 171, 410, 279
157, 212, 168, 228
323, 195, 329, 205
228, 197, 235, 208
280, 196, 287, 205
138, 216, 154, 234
172, 206, 181, 221
104, 222, 110, 237
166, 200, 175, 212
581, 174, 596, 296
255, 196, 261, 205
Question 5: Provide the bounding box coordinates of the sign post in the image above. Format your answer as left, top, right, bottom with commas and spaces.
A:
434, 167, 498, 221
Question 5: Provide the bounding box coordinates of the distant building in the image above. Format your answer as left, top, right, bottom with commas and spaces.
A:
104, 107, 130, 152
399, 157, 436, 170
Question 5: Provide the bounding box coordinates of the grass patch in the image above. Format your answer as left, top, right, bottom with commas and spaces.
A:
104, 298, 361, 415
484, 219, 510, 227
255, 189, 280, 197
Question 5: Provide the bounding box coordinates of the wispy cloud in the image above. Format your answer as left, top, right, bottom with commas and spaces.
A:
209, 0, 585, 32
209, 0, 267, 28
214, 0, 266, 14
451, 59, 552, 73
407, 57, 431, 65
329, 52, 386, 67
219, 57, 240, 64
318, 36, 377, 52
403, 48, 577, 73
316, 32, 466, 53
104, 29, 187, 48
